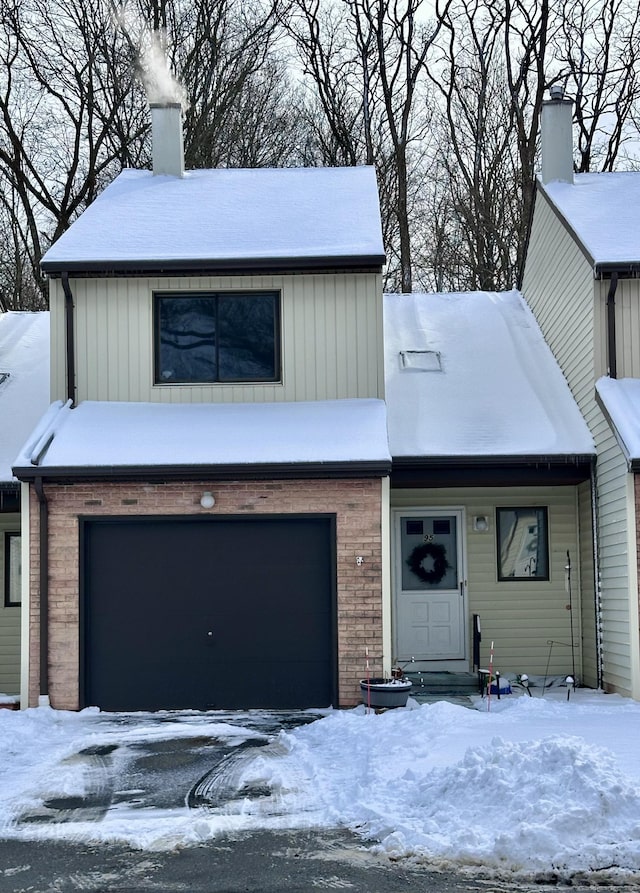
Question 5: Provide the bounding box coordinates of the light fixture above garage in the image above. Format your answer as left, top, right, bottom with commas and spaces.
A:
200, 491, 215, 509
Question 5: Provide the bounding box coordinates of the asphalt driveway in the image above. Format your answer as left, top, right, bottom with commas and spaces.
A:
16, 709, 318, 827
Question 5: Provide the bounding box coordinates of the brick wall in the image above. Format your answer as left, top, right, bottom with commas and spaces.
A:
28, 478, 384, 709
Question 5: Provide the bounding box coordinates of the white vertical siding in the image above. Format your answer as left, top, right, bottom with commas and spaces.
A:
0, 514, 21, 695
594, 422, 637, 696
521, 193, 597, 411
50, 273, 384, 404
522, 190, 637, 696
390, 487, 588, 678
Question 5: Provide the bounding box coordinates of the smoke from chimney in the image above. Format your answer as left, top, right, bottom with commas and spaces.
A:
112, 11, 187, 177
138, 31, 188, 111
112, 8, 188, 111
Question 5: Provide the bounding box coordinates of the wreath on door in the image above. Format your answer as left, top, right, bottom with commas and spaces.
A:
407, 542, 449, 585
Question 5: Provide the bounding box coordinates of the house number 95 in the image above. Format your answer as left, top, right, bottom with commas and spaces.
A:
423, 534, 434, 543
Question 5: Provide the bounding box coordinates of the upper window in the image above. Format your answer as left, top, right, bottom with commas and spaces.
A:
154, 291, 280, 384
496, 507, 549, 581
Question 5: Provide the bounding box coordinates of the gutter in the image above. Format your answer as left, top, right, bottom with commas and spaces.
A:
43, 255, 386, 278
391, 453, 595, 468
61, 273, 76, 405
33, 477, 49, 705
14, 458, 392, 484
606, 273, 619, 379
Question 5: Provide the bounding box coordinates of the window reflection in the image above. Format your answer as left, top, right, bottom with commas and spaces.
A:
497, 508, 549, 580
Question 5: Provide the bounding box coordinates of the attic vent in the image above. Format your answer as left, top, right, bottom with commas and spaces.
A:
400, 350, 442, 372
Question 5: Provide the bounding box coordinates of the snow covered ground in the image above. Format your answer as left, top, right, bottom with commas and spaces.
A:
1, 688, 640, 884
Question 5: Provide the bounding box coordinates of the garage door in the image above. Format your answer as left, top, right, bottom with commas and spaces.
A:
82, 516, 336, 711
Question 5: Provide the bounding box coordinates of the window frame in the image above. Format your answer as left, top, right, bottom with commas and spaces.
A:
496, 506, 550, 582
153, 290, 282, 386
4, 531, 21, 607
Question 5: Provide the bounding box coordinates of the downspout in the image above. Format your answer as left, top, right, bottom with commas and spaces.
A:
34, 477, 50, 705
606, 272, 619, 379
590, 460, 603, 689
61, 272, 76, 405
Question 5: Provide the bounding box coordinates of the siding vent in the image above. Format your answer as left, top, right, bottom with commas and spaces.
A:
400, 350, 442, 372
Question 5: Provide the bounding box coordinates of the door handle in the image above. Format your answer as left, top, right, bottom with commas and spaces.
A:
459, 580, 465, 597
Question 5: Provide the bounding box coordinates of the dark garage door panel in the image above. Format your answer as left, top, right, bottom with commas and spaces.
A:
83, 516, 336, 711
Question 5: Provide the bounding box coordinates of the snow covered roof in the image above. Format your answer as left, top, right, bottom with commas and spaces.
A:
384, 290, 595, 460
0, 312, 50, 484
596, 376, 640, 468
40, 166, 385, 275
541, 173, 640, 271
12, 398, 391, 480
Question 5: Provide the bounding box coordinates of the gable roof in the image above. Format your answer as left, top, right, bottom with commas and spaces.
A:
596, 376, 640, 470
539, 173, 640, 274
40, 166, 386, 276
384, 290, 594, 464
0, 312, 50, 484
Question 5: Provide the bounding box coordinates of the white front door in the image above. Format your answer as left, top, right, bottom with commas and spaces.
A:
394, 510, 466, 662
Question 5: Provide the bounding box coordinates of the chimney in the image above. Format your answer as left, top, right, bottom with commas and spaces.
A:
150, 102, 184, 177
541, 86, 574, 185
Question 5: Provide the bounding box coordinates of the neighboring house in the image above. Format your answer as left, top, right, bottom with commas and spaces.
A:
384, 290, 595, 685
521, 90, 640, 699
13, 103, 597, 711
0, 311, 50, 699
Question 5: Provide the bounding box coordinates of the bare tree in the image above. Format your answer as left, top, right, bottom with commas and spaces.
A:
425, 0, 549, 290
554, 0, 640, 172
2, 0, 640, 309
0, 0, 301, 309
285, 0, 446, 292
0, 0, 147, 307
353, 0, 449, 292
503, 0, 550, 281
429, 0, 640, 290
283, 0, 369, 167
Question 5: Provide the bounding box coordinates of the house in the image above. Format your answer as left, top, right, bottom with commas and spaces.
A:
520, 89, 640, 699
13, 103, 597, 711
13, 104, 390, 712
0, 311, 49, 701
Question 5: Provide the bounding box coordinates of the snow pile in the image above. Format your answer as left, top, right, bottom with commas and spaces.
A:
1, 691, 640, 882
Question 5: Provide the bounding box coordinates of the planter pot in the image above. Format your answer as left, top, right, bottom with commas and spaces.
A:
360, 678, 412, 709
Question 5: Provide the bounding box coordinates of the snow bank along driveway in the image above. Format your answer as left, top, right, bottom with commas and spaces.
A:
1, 690, 640, 884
